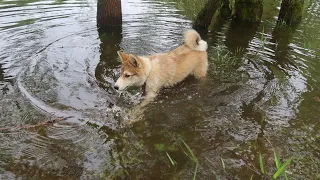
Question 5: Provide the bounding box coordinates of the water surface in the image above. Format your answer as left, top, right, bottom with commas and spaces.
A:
0, 0, 319, 179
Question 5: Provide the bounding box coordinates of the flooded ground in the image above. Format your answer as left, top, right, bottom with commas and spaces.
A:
0, 0, 319, 179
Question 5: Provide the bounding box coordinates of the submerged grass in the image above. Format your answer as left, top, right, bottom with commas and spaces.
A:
221, 158, 226, 172
155, 137, 294, 179
259, 153, 265, 175
256, 148, 293, 179
250, 174, 253, 180
260, 26, 266, 48
155, 140, 199, 179
273, 156, 294, 179
274, 151, 281, 169
166, 152, 176, 166
154, 143, 166, 152
181, 140, 198, 180
211, 45, 245, 82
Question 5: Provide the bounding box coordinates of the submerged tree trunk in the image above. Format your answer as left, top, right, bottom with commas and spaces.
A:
219, 0, 232, 19
97, 0, 122, 28
234, 0, 263, 22
278, 0, 304, 25
194, 0, 221, 29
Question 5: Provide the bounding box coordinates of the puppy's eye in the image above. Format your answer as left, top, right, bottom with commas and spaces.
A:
125, 74, 130, 78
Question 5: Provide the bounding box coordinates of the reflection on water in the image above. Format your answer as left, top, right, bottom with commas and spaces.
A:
0, 0, 320, 179
225, 19, 260, 55
95, 27, 123, 91
0, 64, 4, 82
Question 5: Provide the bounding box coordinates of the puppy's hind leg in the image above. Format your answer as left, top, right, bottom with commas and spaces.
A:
193, 60, 208, 79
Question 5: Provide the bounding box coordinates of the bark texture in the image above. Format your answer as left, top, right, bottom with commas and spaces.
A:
278, 0, 304, 25
234, 0, 263, 22
194, 0, 222, 29
97, 0, 122, 28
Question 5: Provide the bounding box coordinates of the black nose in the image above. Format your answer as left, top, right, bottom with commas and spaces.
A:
114, 85, 119, 90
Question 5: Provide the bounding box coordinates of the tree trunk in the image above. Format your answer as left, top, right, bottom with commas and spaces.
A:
219, 0, 232, 19
278, 0, 304, 25
97, 0, 122, 28
194, 0, 222, 29
234, 0, 263, 22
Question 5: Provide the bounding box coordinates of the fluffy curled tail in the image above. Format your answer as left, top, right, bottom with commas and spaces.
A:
184, 29, 208, 52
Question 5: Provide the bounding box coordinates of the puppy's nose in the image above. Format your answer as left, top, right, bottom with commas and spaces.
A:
114, 85, 119, 90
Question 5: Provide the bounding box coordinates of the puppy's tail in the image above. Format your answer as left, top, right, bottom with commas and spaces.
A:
184, 29, 207, 52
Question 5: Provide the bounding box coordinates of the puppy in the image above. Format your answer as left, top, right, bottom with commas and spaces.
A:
115, 29, 208, 106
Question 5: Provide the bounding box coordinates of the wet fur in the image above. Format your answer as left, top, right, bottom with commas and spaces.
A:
115, 29, 208, 106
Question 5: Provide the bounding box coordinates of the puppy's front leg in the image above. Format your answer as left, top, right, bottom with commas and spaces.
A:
138, 90, 157, 108
126, 90, 157, 124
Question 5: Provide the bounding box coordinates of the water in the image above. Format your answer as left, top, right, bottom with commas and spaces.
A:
0, 0, 319, 179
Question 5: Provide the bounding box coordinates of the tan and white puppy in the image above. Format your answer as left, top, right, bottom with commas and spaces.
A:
114, 29, 208, 106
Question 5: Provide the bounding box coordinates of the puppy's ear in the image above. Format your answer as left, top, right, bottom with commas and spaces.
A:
129, 55, 140, 67
117, 51, 129, 62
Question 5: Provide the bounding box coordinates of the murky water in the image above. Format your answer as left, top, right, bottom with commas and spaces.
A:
0, 0, 319, 179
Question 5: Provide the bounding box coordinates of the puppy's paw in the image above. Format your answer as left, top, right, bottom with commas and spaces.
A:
123, 106, 145, 124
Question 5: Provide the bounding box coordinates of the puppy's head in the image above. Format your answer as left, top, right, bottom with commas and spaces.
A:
114, 51, 146, 91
